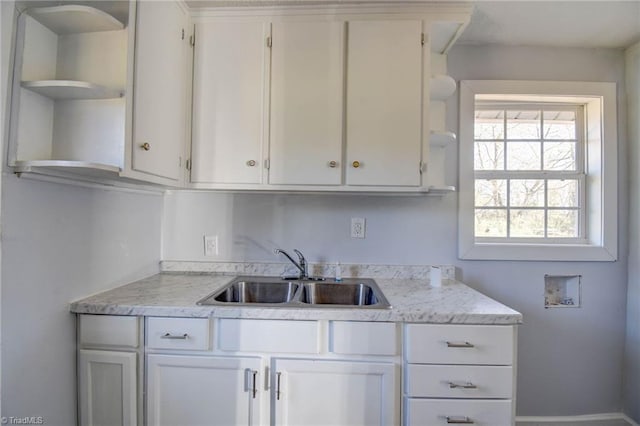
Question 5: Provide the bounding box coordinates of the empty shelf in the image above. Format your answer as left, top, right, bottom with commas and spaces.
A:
430, 130, 457, 147
26, 5, 124, 35
21, 80, 124, 100
430, 75, 457, 100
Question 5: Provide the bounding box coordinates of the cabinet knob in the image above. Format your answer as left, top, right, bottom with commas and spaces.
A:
328, 160, 338, 168
246, 160, 256, 167
352, 160, 361, 168
140, 142, 151, 151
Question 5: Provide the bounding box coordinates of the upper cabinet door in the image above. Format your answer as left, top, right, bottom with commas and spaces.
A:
268, 21, 345, 185
346, 20, 423, 186
131, 0, 189, 183
191, 21, 269, 184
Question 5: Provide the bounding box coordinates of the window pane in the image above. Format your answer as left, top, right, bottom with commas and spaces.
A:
475, 179, 507, 207
506, 141, 541, 170
510, 209, 545, 237
506, 110, 541, 139
544, 142, 577, 171
475, 142, 504, 170
510, 179, 545, 207
475, 110, 504, 140
543, 110, 576, 140
548, 179, 579, 207
475, 209, 507, 237
548, 210, 579, 238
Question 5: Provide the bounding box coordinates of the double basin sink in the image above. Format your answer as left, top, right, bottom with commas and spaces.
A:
197, 276, 391, 309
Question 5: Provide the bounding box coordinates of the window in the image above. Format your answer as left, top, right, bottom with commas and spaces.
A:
458, 81, 617, 261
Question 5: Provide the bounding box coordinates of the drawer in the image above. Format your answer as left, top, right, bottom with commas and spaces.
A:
79, 314, 139, 348
405, 324, 514, 365
218, 319, 319, 353
147, 317, 210, 351
406, 399, 513, 426
405, 365, 513, 398
330, 321, 398, 356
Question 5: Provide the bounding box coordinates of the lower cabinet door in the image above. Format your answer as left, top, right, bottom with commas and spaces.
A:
146, 354, 262, 426
272, 358, 398, 426
79, 349, 137, 426
406, 399, 513, 426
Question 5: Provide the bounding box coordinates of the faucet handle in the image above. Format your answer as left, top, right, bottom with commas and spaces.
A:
293, 249, 306, 263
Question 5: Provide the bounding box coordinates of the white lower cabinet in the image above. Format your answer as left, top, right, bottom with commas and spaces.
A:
79, 350, 138, 426
77, 316, 516, 426
406, 399, 513, 426
146, 354, 262, 426
272, 358, 397, 426
77, 315, 141, 426
403, 324, 517, 426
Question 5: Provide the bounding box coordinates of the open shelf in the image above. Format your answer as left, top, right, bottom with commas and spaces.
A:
21, 80, 124, 100
27, 5, 124, 35
14, 160, 122, 180
430, 75, 457, 100
430, 130, 457, 147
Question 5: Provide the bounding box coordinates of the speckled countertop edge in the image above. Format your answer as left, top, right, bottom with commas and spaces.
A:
70, 271, 522, 325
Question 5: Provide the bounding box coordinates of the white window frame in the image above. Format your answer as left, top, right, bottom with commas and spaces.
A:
458, 80, 617, 261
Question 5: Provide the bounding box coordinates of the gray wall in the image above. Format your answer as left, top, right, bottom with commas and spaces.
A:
0, 3, 163, 424
0, 0, 15, 415
0, 176, 162, 425
163, 45, 629, 416
624, 41, 640, 423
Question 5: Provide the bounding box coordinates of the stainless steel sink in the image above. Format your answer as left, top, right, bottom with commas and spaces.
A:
197, 276, 391, 309
300, 282, 381, 306
210, 280, 299, 304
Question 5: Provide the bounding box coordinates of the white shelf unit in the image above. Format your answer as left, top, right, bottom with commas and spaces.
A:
425, 43, 458, 192
7, 3, 129, 175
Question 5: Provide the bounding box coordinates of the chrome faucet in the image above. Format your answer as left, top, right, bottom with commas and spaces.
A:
275, 248, 308, 279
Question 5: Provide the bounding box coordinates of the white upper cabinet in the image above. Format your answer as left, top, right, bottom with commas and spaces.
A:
268, 21, 345, 185
128, 0, 190, 184
191, 21, 269, 185
345, 20, 424, 187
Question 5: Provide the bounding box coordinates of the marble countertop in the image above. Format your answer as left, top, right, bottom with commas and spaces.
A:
70, 273, 522, 325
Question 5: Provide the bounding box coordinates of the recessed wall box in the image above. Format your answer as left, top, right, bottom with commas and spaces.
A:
544, 274, 581, 308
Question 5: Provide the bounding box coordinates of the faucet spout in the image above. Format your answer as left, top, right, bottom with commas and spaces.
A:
275, 248, 308, 279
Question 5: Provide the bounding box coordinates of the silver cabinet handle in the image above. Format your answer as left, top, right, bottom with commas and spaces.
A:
251, 370, 258, 399
161, 333, 188, 339
449, 382, 477, 389
246, 160, 256, 167
446, 341, 474, 348
328, 160, 338, 168
276, 372, 282, 400
446, 416, 474, 424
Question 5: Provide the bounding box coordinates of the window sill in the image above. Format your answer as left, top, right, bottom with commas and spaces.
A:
459, 242, 617, 261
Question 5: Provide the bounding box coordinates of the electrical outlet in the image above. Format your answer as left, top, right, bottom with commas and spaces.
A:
351, 217, 366, 239
204, 235, 218, 256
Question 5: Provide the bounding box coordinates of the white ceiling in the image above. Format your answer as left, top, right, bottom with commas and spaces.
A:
458, 1, 640, 49
185, 0, 640, 49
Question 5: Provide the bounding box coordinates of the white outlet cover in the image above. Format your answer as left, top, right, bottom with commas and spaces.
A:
351, 217, 366, 239
204, 235, 218, 256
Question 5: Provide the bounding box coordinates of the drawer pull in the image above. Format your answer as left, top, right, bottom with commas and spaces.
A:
446, 341, 474, 348
448, 381, 477, 389
161, 333, 188, 340
446, 416, 474, 424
